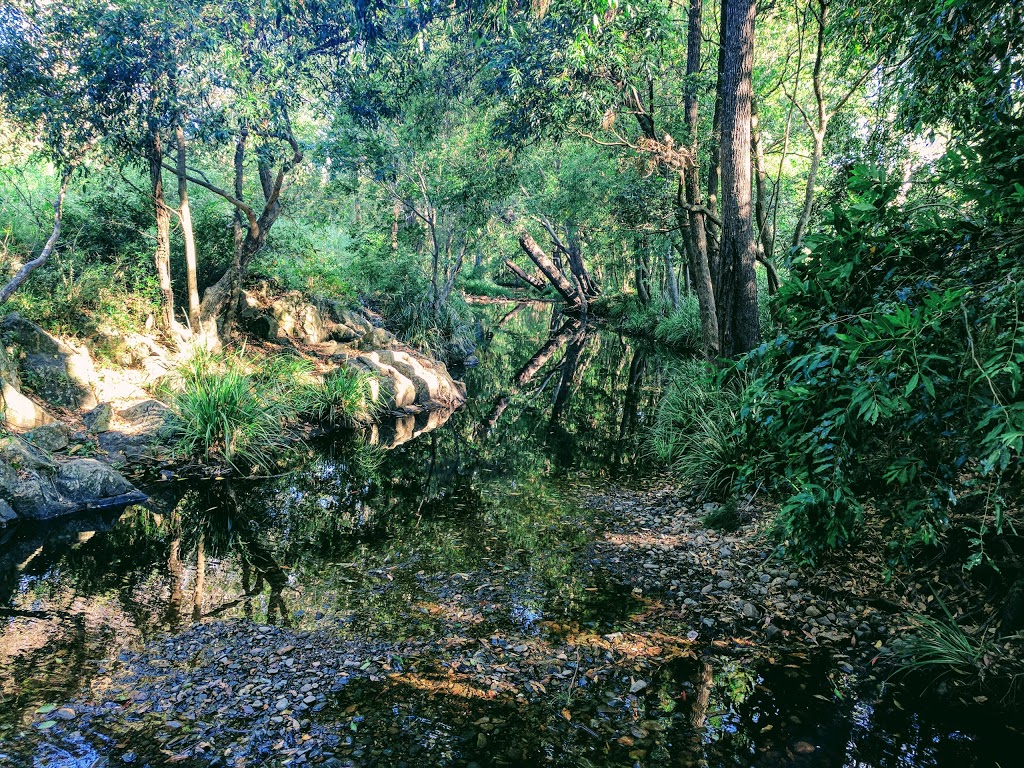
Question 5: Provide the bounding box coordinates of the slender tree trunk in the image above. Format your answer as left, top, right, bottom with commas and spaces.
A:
718, 0, 760, 356
681, 0, 721, 357
175, 123, 201, 331
751, 95, 774, 262
505, 259, 547, 290
391, 199, 401, 252
706, 0, 728, 286
792, 128, 824, 249
148, 129, 177, 333
0, 172, 69, 305
663, 239, 680, 310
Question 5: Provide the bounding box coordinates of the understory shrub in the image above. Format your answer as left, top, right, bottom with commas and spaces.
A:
649, 360, 749, 498
736, 165, 1024, 561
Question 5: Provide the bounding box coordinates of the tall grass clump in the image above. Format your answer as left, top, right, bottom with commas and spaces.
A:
649, 361, 749, 498
653, 295, 702, 352
161, 349, 301, 471
895, 614, 1001, 682
301, 367, 379, 427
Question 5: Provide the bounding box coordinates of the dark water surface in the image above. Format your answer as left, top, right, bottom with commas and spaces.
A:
1, 302, 1020, 766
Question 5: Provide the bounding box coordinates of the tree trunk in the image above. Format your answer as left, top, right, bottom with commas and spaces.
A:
516, 230, 582, 310
717, 0, 760, 357
148, 129, 177, 333
663, 238, 680, 310
792, 128, 824, 249
706, 0, 728, 286
175, 123, 201, 331
680, 0, 721, 357
505, 259, 547, 291
0, 172, 69, 305
751, 95, 775, 262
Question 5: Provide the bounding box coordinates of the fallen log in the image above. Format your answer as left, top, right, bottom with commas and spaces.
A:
505, 259, 547, 291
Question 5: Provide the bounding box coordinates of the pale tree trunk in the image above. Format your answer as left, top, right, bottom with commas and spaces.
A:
718, 0, 760, 357
516, 229, 583, 310
792, 127, 825, 249
788, 0, 878, 249
0, 172, 70, 305
663, 239, 680, 310
175, 123, 201, 330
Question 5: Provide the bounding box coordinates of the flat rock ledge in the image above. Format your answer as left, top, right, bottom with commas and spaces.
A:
0, 434, 146, 523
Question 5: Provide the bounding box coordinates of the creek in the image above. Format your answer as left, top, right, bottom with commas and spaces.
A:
0, 301, 1019, 767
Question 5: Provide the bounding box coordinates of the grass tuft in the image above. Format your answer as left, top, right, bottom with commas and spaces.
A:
161, 349, 303, 472
301, 367, 379, 427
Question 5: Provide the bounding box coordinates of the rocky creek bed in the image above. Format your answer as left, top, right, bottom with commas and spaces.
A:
3, 304, 1022, 767
7, 479, 1023, 767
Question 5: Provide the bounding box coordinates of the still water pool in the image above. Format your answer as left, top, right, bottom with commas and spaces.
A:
1, 302, 1020, 766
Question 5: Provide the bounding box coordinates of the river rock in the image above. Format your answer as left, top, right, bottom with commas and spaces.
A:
0, 342, 56, 431
374, 350, 466, 407
1, 313, 98, 410
0, 434, 145, 520
0, 498, 16, 524
84, 402, 114, 433
25, 423, 70, 452
357, 327, 396, 351
353, 349, 466, 413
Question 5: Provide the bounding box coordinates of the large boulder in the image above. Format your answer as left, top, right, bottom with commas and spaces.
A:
375, 350, 466, 407
0, 341, 56, 431
352, 348, 466, 414
0, 434, 145, 520
95, 399, 171, 468
1, 313, 98, 410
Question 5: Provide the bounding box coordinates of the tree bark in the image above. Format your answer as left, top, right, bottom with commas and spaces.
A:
751, 95, 775, 263
148, 128, 177, 333
706, 0, 728, 286
505, 259, 547, 291
0, 172, 69, 305
516, 230, 582, 310
663, 238, 680, 309
680, 0, 721, 357
175, 122, 201, 331
718, 0, 760, 356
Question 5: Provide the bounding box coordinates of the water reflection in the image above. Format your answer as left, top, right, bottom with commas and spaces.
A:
3, 302, 1018, 767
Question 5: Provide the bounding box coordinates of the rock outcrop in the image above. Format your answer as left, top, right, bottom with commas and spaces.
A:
1, 313, 98, 410
0, 340, 56, 430
238, 284, 467, 416
351, 348, 466, 414
0, 434, 146, 523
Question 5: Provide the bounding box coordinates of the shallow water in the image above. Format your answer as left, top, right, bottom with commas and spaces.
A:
1, 302, 1021, 766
